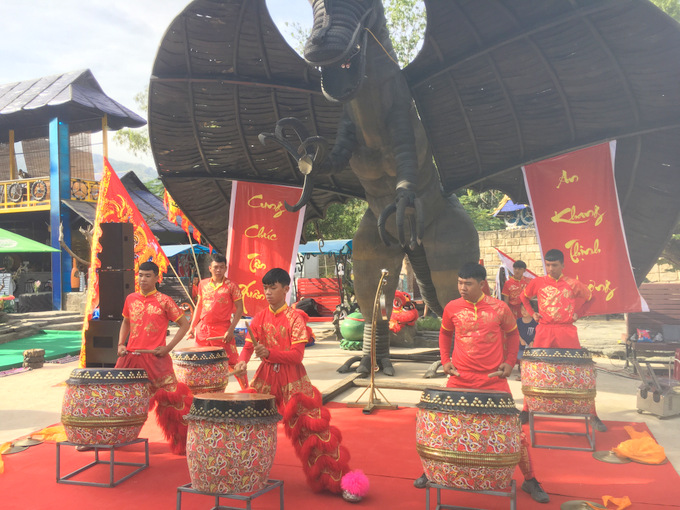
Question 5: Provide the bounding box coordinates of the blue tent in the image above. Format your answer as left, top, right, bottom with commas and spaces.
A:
162, 244, 210, 258
298, 239, 352, 256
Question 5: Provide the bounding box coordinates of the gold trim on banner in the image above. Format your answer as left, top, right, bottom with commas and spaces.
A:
416, 444, 521, 467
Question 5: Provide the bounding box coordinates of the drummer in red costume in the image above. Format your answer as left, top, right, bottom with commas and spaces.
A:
414, 262, 550, 504
502, 259, 531, 319
518, 248, 606, 431
234, 268, 369, 503
116, 261, 192, 454
189, 253, 247, 389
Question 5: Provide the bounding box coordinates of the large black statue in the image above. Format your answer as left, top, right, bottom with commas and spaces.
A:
149, 0, 680, 375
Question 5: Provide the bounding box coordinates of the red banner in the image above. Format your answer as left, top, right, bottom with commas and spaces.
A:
226, 182, 305, 317
522, 142, 647, 315
79, 159, 170, 367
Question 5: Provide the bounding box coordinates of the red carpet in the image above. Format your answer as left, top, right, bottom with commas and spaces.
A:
1, 404, 679, 509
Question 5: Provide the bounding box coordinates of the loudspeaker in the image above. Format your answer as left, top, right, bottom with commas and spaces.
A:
99, 222, 134, 270
84, 319, 122, 367
98, 269, 135, 319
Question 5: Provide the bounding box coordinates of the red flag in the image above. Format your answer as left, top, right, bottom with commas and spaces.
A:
226, 182, 305, 317
163, 189, 203, 245
522, 142, 647, 314
494, 248, 538, 279
79, 159, 170, 367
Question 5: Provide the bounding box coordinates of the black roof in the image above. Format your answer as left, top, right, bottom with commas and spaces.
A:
0, 69, 146, 143
62, 172, 187, 244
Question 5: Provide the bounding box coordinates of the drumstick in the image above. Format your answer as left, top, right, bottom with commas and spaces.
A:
228, 367, 246, 378
488, 370, 504, 378
130, 349, 157, 355
245, 322, 259, 346
205, 336, 226, 342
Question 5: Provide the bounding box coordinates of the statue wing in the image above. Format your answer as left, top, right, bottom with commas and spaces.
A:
149, 0, 360, 251
405, 0, 680, 281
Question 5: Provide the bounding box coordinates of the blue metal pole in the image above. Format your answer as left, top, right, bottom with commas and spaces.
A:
49, 117, 72, 310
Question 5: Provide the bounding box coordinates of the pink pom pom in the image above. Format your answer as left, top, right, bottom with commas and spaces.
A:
341, 470, 370, 498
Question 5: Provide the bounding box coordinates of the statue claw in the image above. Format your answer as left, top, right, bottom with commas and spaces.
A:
259, 117, 329, 212
378, 189, 422, 249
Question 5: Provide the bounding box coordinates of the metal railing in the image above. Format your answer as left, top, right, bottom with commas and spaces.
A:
0, 178, 99, 212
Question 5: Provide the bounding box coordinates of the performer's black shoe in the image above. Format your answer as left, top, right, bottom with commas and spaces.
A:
522, 478, 550, 503
75, 445, 94, 452
591, 415, 608, 432
413, 473, 429, 489
519, 410, 529, 424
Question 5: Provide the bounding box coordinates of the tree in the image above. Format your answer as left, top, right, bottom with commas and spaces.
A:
650, 0, 680, 21
113, 88, 150, 157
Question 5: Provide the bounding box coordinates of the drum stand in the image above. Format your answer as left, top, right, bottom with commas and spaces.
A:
346, 270, 398, 415
56, 438, 149, 487
528, 411, 596, 451
425, 480, 516, 510
176, 479, 284, 510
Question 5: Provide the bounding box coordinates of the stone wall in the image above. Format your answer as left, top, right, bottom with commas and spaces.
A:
478, 227, 680, 285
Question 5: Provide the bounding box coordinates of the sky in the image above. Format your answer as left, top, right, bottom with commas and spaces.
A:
0, 0, 312, 166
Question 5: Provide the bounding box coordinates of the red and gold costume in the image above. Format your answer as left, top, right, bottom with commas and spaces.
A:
194, 277, 247, 388
520, 275, 593, 349
239, 304, 352, 495
502, 276, 531, 319
195, 278, 242, 352
439, 294, 534, 480
115, 290, 192, 454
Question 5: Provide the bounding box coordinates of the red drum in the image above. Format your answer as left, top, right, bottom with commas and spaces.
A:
61, 368, 150, 445
416, 388, 521, 491
186, 393, 280, 494
171, 347, 230, 394
521, 347, 596, 414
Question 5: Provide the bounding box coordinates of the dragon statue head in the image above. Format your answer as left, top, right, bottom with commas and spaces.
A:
304, 0, 384, 102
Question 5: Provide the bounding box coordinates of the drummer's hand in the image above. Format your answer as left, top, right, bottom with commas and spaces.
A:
223, 330, 234, 343
187, 329, 195, 339
254, 344, 269, 359
117, 344, 127, 357
532, 312, 541, 322
498, 363, 512, 378
154, 345, 171, 357
234, 361, 247, 373
443, 362, 459, 376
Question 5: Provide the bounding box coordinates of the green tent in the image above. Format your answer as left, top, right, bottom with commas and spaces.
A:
0, 228, 59, 253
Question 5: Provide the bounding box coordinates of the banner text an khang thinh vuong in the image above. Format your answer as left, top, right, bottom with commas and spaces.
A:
523, 141, 647, 315
226, 182, 305, 317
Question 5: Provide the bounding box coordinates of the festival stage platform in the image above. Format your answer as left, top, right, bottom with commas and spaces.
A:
2, 404, 679, 510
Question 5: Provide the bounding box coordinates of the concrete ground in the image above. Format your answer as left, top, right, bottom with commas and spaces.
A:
1, 317, 678, 477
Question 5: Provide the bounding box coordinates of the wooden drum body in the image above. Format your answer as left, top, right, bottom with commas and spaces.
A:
416, 388, 521, 491
521, 347, 596, 415
186, 392, 280, 494
171, 347, 230, 394
61, 368, 150, 445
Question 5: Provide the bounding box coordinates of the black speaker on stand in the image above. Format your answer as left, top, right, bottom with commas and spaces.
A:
85, 223, 136, 367
84, 319, 122, 367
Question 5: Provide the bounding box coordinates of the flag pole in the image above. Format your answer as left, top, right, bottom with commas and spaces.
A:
188, 231, 202, 281
167, 258, 195, 308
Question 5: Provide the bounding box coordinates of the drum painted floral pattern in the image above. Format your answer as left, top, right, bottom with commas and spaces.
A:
521, 359, 596, 414
186, 419, 277, 494
172, 348, 230, 394
61, 371, 150, 445
416, 409, 521, 491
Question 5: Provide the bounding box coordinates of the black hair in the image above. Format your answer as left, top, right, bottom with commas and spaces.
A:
513, 260, 527, 269
139, 261, 159, 275
262, 267, 291, 286
544, 249, 564, 263
210, 253, 227, 264
458, 262, 486, 282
